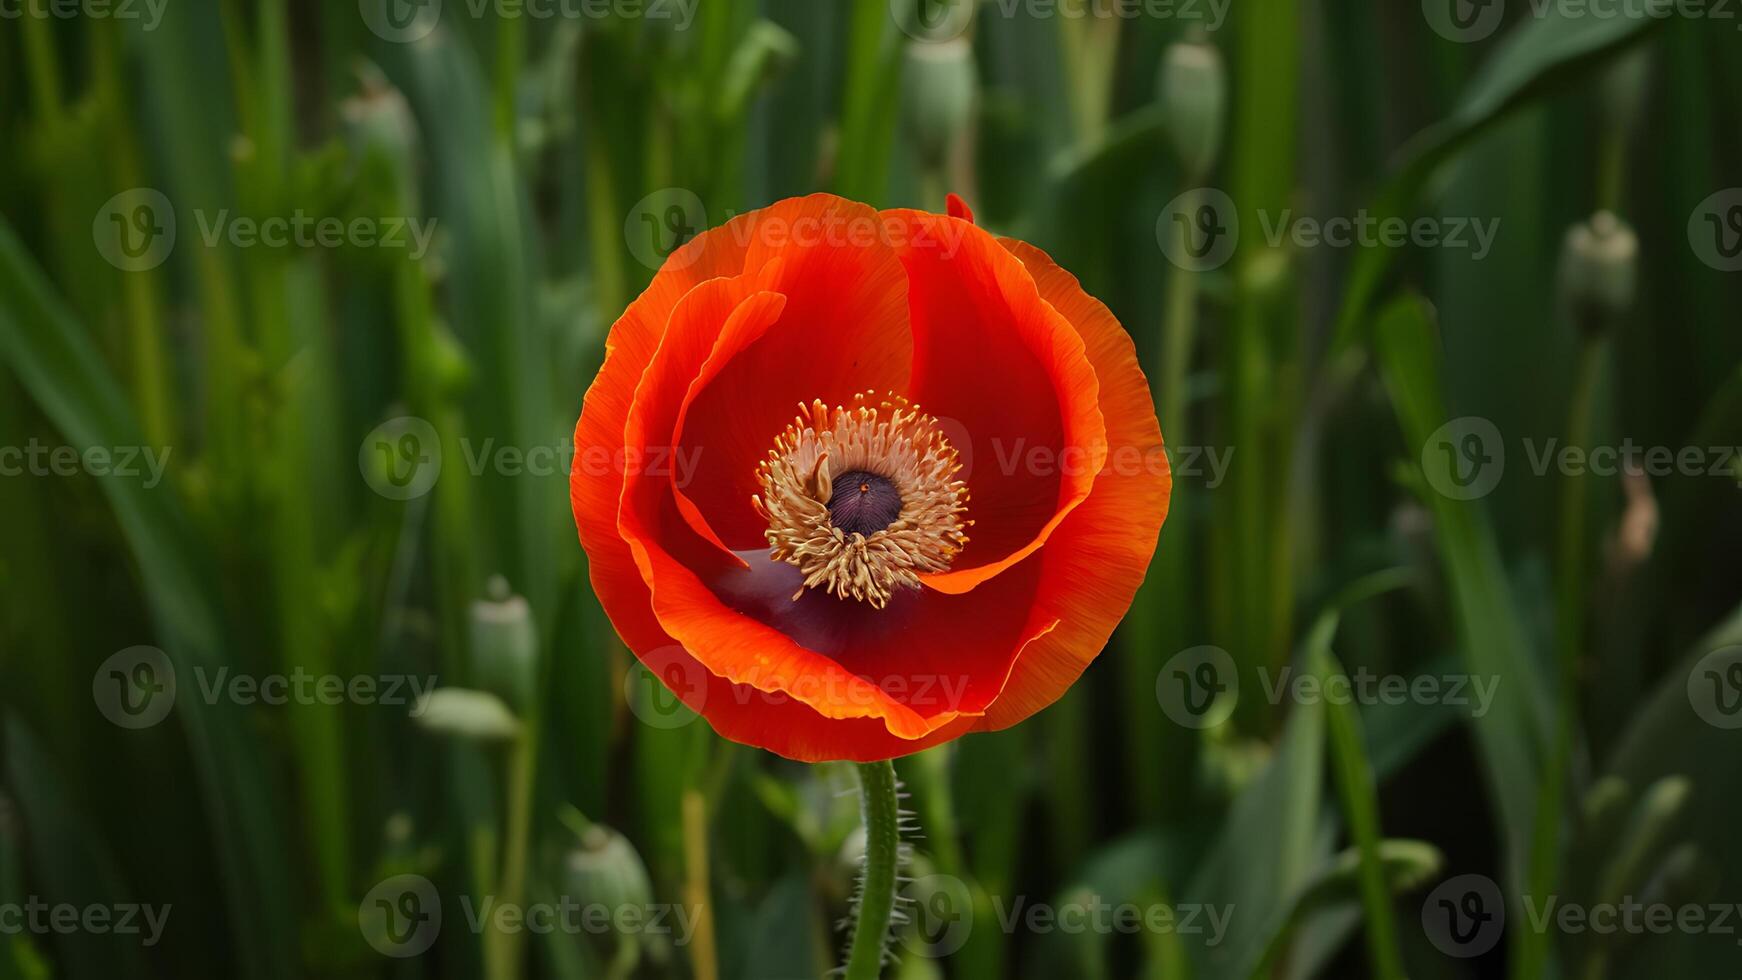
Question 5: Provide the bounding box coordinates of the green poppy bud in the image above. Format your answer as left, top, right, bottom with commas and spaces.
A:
903, 37, 978, 171
341, 63, 422, 215
565, 822, 657, 970
470, 575, 538, 715
1558, 211, 1638, 335
1159, 39, 1226, 179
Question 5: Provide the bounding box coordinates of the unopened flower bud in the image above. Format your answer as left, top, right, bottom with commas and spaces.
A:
470, 575, 538, 715
565, 822, 656, 963
903, 37, 978, 171
342, 64, 421, 215
1558, 211, 1638, 335
1159, 39, 1226, 179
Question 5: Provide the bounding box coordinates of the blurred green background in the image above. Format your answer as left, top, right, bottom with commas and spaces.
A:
2, 0, 1741, 977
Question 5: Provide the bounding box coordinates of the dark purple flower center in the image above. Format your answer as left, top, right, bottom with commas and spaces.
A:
827, 470, 903, 537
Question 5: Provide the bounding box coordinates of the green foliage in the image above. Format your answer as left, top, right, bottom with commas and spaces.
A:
0, 3, 1738, 979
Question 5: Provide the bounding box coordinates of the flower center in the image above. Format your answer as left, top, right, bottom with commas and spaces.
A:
752, 393, 970, 608
826, 470, 903, 536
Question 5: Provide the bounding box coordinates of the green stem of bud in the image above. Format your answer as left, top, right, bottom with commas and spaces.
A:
843, 760, 902, 980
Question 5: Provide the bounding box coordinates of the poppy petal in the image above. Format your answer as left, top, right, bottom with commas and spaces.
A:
972, 239, 1171, 729
571, 209, 761, 667
669, 194, 913, 556
619, 280, 954, 740
879, 209, 1109, 594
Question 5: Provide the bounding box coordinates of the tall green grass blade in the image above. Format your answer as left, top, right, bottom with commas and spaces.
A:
0, 220, 296, 980
1332, 9, 1664, 352
1372, 294, 1549, 887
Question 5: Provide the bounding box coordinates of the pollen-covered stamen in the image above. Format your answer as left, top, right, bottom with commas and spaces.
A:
752, 393, 970, 608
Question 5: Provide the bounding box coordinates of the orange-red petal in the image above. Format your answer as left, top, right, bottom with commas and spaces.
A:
971, 239, 1171, 729
879, 209, 1109, 594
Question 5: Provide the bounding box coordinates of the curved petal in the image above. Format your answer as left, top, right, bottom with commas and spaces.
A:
672, 194, 913, 555
878, 209, 1109, 594
571, 207, 759, 669
619, 279, 957, 740
645, 639, 984, 761
972, 239, 1171, 729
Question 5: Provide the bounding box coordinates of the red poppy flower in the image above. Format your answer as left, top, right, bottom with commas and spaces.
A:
571, 193, 1170, 761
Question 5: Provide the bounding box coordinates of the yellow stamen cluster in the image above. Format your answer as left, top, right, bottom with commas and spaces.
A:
752, 393, 970, 608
